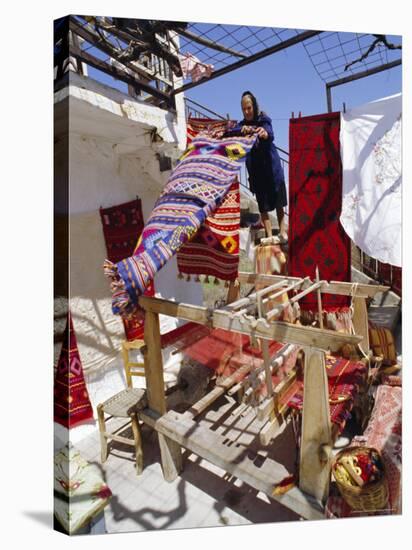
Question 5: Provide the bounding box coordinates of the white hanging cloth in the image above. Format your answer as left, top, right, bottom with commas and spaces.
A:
340, 93, 402, 267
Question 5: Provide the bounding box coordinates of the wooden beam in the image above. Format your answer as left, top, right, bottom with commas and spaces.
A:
144, 311, 166, 414
351, 296, 370, 354
184, 360, 254, 419
260, 339, 273, 396
139, 295, 211, 325
226, 279, 300, 311
142, 408, 324, 520
212, 310, 362, 352
176, 27, 247, 59
71, 47, 172, 105
259, 415, 284, 447
315, 267, 324, 329
226, 280, 240, 304
256, 370, 297, 421
299, 348, 332, 504
238, 272, 389, 297
144, 310, 182, 481
265, 281, 323, 321
70, 18, 174, 88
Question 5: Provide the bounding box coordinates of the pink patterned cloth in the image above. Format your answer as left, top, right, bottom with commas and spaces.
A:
178, 52, 214, 82
359, 384, 402, 513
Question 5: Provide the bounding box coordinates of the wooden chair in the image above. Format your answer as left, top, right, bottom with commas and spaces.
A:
121, 339, 146, 387
97, 388, 147, 474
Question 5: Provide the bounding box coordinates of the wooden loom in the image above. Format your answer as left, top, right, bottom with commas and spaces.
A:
137, 272, 388, 520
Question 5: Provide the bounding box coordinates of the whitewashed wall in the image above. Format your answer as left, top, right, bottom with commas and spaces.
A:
54, 74, 202, 435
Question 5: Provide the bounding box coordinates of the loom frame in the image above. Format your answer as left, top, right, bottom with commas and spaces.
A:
137, 272, 388, 519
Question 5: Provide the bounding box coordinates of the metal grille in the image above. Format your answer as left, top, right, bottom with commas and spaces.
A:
178, 23, 302, 71
302, 31, 401, 84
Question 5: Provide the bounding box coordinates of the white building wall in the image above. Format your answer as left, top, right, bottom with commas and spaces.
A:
54, 73, 202, 442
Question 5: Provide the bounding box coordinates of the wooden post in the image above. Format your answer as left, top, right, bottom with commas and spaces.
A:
260, 339, 273, 397
315, 266, 324, 329
144, 310, 182, 481
226, 280, 240, 304
299, 347, 332, 504
351, 296, 370, 355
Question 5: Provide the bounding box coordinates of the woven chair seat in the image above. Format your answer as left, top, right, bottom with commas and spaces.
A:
102, 388, 147, 418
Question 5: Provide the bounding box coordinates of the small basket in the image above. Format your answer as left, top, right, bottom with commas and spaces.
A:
332, 446, 389, 512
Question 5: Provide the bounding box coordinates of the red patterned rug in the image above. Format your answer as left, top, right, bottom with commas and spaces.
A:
176, 117, 240, 282
288, 112, 350, 310
54, 313, 94, 428
100, 198, 144, 264
100, 198, 154, 340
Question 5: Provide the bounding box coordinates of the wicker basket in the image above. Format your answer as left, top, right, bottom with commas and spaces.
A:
332, 446, 389, 512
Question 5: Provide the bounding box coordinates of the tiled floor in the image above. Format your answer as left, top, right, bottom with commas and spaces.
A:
73, 418, 301, 535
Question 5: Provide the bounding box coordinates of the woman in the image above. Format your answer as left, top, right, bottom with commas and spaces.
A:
226, 91, 288, 241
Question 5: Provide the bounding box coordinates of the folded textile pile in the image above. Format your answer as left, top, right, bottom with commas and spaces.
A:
104, 135, 256, 316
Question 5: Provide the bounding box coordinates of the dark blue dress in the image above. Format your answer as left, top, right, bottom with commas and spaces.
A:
227, 113, 287, 213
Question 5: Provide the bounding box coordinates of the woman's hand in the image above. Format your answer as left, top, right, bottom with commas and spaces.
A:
211, 129, 224, 139
241, 125, 253, 135
255, 127, 268, 139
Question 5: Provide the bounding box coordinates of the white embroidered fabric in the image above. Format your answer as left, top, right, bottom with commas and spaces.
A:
340, 93, 401, 267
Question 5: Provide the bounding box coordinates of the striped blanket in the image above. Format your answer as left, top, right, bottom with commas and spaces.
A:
104, 135, 256, 316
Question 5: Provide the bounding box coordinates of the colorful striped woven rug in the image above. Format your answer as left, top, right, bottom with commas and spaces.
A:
54, 312, 94, 428
104, 134, 257, 316
176, 178, 240, 282
177, 117, 241, 283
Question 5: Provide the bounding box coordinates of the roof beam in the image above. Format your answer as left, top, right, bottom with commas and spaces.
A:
325, 59, 401, 112
326, 59, 402, 89
177, 27, 247, 59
